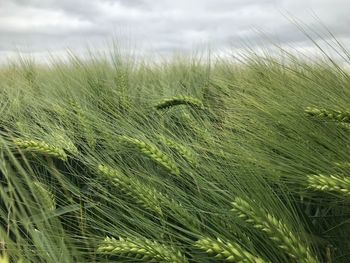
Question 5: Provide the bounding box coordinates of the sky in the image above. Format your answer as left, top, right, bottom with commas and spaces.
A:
1, 0, 350, 62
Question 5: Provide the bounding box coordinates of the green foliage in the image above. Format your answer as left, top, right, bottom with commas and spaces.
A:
0, 39, 350, 262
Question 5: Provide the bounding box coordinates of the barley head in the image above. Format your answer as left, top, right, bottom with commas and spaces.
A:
307, 174, 350, 199
231, 197, 317, 263
32, 181, 56, 211
305, 106, 350, 123
120, 136, 180, 176
195, 237, 267, 263
13, 138, 67, 161
97, 236, 188, 263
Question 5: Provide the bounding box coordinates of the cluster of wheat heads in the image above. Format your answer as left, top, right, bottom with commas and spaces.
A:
1, 45, 350, 263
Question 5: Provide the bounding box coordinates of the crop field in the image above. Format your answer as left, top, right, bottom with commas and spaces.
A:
0, 48, 349, 262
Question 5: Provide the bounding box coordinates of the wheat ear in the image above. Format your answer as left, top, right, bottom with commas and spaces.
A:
98, 164, 199, 227
97, 236, 188, 263
13, 138, 67, 161
158, 136, 196, 165
231, 197, 317, 263
32, 181, 56, 211
305, 106, 350, 123
334, 161, 350, 169
70, 100, 96, 147
307, 174, 350, 198
155, 96, 204, 110
116, 71, 130, 110
98, 164, 163, 216
50, 131, 78, 155
120, 136, 180, 176
195, 237, 267, 263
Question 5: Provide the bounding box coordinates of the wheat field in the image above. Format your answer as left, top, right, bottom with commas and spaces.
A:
0, 46, 349, 262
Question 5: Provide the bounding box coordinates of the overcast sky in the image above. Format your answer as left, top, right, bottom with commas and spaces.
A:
1, 0, 350, 62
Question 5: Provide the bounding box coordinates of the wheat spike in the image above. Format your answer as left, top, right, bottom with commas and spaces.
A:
13, 138, 67, 161
195, 237, 267, 263
50, 131, 78, 155
158, 136, 196, 165
307, 174, 350, 198
32, 181, 56, 211
231, 197, 317, 263
305, 106, 350, 123
116, 71, 130, 110
120, 136, 180, 176
155, 95, 204, 110
98, 164, 163, 216
97, 236, 188, 263
334, 161, 350, 169
98, 164, 199, 227
70, 100, 96, 147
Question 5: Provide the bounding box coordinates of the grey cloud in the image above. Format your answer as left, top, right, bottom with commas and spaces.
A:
0, 0, 349, 61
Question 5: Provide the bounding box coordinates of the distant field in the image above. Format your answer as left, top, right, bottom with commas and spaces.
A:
0, 49, 349, 262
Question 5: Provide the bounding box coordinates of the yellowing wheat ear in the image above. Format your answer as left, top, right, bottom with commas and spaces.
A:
305, 106, 350, 123
195, 237, 267, 263
97, 236, 188, 263
155, 96, 204, 110
307, 174, 350, 199
120, 136, 180, 176
13, 138, 67, 161
231, 197, 317, 263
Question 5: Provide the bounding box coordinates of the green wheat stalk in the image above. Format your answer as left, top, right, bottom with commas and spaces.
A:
155, 96, 204, 110
13, 138, 67, 161
195, 237, 267, 263
231, 197, 317, 263
97, 236, 188, 263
